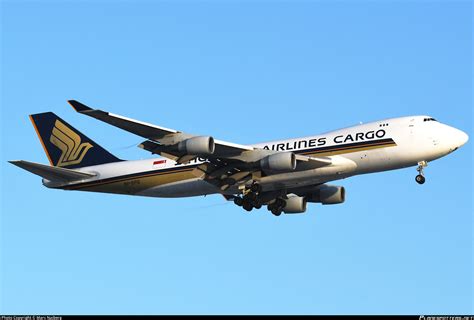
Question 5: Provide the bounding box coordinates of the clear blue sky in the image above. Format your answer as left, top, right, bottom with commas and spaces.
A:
1, 0, 472, 315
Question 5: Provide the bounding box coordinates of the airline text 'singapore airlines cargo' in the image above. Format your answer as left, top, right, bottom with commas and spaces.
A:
10, 100, 469, 216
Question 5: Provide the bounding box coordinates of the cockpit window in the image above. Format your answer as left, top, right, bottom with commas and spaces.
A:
423, 117, 437, 122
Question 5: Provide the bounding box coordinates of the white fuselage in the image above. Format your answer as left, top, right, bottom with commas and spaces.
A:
49, 115, 468, 197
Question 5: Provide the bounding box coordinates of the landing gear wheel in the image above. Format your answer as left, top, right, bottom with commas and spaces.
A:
252, 198, 263, 209
275, 198, 286, 208
268, 198, 285, 216
233, 197, 243, 206
271, 207, 282, 216
242, 201, 253, 212
415, 174, 425, 185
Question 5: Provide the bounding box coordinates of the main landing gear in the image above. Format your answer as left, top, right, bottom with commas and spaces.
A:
233, 182, 286, 216
415, 161, 427, 185
233, 182, 263, 212
267, 198, 286, 216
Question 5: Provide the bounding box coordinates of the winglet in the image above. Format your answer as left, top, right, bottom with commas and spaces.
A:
68, 100, 93, 113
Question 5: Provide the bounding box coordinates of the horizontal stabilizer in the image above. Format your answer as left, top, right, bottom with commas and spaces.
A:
9, 160, 96, 182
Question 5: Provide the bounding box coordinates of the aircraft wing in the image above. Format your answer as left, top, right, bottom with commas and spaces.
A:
68, 100, 253, 163
68, 100, 334, 190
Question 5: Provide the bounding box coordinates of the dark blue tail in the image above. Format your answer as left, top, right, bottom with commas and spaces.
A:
30, 112, 121, 169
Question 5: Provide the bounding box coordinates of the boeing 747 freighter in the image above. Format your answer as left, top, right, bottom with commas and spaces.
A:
10, 100, 469, 216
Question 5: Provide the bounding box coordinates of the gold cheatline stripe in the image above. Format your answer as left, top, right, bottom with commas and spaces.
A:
67, 167, 195, 190
299, 141, 396, 156
303, 143, 397, 157
67, 140, 397, 190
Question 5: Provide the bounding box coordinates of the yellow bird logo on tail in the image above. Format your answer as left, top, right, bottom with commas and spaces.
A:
49, 120, 93, 167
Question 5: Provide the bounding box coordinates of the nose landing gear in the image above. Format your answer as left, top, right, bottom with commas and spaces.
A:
415, 174, 425, 184
415, 161, 428, 185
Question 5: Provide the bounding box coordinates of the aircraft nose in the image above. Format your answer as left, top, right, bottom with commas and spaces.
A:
450, 127, 469, 149
458, 129, 469, 147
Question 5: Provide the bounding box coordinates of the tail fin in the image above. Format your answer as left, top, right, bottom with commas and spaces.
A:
29, 112, 121, 169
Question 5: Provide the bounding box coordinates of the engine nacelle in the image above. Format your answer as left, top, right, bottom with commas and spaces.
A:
283, 195, 307, 214
260, 152, 296, 172
307, 185, 345, 205
178, 136, 215, 155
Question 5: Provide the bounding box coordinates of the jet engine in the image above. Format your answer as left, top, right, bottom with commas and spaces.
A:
307, 185, 345, 205
282, 195, 307, 213
178, 136, 215, 155
260, 152, 296, 172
